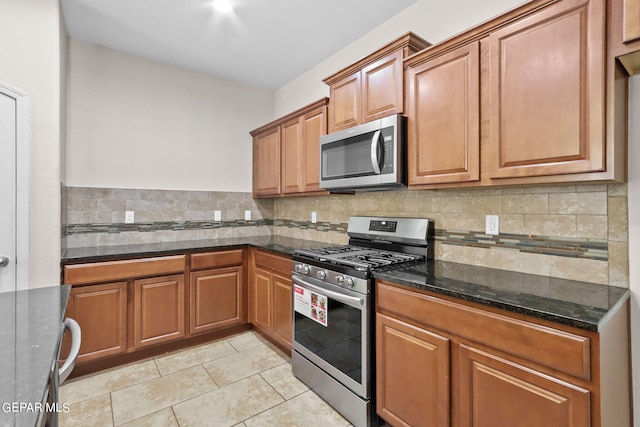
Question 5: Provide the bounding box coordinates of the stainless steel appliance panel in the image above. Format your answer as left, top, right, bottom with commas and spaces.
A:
292, 274, 370, 399
319, 114, 404, 191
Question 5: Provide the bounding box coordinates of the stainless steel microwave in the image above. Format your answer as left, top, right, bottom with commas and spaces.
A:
319, 114, 406, 192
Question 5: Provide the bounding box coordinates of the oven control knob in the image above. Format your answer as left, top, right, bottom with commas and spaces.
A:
302, 265, 310, 275
317, 270, 327, 280
346, 278, 355, 288
295, 264, 303, 273
336, 276, 344, 286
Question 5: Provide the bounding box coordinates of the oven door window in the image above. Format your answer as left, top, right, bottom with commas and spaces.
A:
294, 297, 363, 384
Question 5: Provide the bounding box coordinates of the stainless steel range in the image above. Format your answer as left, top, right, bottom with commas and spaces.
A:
291, 216, 433, 427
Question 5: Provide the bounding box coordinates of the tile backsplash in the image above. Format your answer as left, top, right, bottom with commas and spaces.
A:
63, 184, 629, 287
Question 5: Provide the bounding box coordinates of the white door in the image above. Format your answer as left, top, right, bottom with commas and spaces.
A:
0, 83, 28, 292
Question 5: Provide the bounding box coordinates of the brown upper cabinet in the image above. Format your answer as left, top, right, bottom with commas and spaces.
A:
406, 0, 627, 189
251, 98, 328, 198
323, 32, 430, 133
613, 0, 640, 73
406, 42, 480, 186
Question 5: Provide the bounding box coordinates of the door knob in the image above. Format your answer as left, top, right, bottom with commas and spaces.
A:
0, 256, 9, 267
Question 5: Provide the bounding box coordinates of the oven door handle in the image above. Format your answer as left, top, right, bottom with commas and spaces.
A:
293, 276, 365, 308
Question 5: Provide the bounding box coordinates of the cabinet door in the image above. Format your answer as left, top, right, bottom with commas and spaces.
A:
133, 274, 185, 349
458, 344, 590, 427
488, 0, 605, 179
190, 266, 243, 335
250, 267, 272, 332
362, 51, 404, 123
329, 72, 361, 132
624, 0, 640, 43
253, 126, 281, 197
302, 105, 327, 193
407, 42, 480, 186
272, 272, 292, 350
376, 313, 450, 427
65, 282, 127, 363
282, 118, 303, 194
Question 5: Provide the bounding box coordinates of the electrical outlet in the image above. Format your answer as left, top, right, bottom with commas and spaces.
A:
486, 215, 499, 235
125, 211, 135, 224
244, 210, 251, 221
214, 210, 222, 222
311, 212, 317, 224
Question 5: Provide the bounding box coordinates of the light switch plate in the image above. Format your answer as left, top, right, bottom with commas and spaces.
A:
486, 215, 499, 235
125, 211, 135, 224
214, 210, 222, 222
311, 212, 317, 224
244, 210, 251, 221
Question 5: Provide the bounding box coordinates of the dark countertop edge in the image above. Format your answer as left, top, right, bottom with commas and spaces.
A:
373, 270, 630, 333
61, 239, 629, 333
60, 237, 314, 264
3, 285, 71, 427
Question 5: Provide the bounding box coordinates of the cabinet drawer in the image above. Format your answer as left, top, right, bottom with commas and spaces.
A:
254, 250, 291, 276
377, 281, 591, 380
191, 249, 244, 271
64, 255, 186, 285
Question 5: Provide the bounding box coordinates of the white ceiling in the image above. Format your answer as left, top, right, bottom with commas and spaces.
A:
60, 0, 418, 90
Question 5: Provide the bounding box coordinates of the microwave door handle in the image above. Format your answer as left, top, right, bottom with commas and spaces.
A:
370, 130, 382, 174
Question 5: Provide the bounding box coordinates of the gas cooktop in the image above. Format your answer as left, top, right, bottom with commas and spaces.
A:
294, 245, 423, 271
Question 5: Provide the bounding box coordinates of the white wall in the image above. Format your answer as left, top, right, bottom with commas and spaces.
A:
65, 39, 274, 192
0, 0, 63, 288
629, 76, 640, 426
274, 0, 525, 116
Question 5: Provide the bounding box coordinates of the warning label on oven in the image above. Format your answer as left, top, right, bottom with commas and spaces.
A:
294, 285, 327, 327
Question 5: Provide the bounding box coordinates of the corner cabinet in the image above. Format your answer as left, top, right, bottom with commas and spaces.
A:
406, 0, 627, 189
324, 32, 430, 133
249, 248, 293, 352
376, 281, 631, 427
251, 98, 328, 198
252, 126, 281, 197
61, 248, 250, 372
62, 255, 186, 363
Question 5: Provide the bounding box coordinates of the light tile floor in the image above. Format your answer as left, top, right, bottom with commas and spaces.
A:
59, 331, 350, 427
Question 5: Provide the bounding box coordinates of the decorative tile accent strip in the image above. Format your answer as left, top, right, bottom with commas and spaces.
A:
64, 219, 607, 261
65, 219, 274, 235
272, 219, 349, 233
435, 230, 608, 261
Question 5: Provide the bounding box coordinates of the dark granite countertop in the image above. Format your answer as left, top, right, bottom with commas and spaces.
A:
0, 285, 71, 427
373, 260, 629, 332
62, 238, 628, 332
61, 235, 328, 263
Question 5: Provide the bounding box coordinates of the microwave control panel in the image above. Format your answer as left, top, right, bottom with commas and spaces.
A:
381, 127, 394, 173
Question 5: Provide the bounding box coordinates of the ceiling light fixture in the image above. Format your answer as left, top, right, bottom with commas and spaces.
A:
212, 0, 233, 13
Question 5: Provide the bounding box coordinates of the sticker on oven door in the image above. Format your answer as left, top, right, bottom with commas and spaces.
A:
294, 285, 327, 327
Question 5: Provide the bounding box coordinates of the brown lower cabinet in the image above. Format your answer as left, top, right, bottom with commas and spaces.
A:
249, 249, 292, 351
376, 281, 630, 427
189, 266, 244, 335
62, 249, 247, 367
132, 274, 185, 349
64, 281, 128, 363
